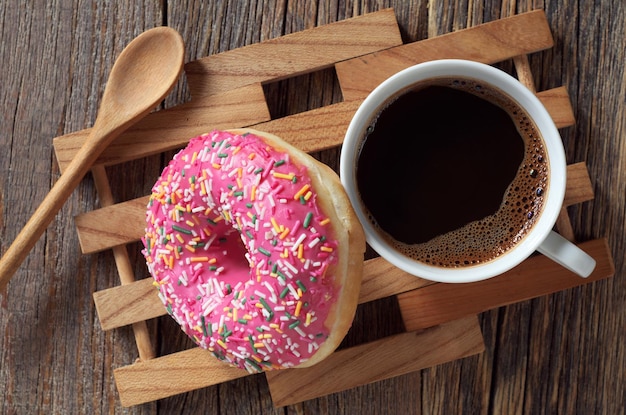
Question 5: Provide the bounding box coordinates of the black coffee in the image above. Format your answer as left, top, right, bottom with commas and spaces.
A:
356, 77, 548, 267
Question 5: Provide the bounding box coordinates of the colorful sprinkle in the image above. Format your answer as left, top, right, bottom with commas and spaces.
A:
142, 130, 339, 373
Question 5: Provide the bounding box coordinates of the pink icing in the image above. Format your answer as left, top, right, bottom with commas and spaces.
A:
143, 130, 339, 372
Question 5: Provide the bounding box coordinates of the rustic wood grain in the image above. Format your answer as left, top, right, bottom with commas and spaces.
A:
75, 195, 149, 254
0, 3, 163, 414
114, 347, 251, 407
51, 11, 566, 177
92, 226, 609, 333
93, 277, 159, 331
1, 1, 624, 414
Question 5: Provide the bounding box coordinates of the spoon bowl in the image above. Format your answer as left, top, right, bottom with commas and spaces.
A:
95, 27, 185, 136
0, 26, 185, 291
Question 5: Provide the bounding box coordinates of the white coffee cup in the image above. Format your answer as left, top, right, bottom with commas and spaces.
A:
340, 59, 596, 283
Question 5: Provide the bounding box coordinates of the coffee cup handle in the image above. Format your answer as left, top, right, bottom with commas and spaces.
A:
536, 231, 596, 278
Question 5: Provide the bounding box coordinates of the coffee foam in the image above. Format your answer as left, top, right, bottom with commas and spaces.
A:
362, 77, 549, 268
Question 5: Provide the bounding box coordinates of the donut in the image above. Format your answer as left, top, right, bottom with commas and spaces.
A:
142, 129, 365, 372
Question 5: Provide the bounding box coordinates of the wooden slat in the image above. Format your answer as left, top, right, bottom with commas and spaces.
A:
184, 9, 403, 98
256, 87, 573, 150
53, 84, 270, 173
536, 86, 575, 128
563, 162, 594, 206
252, 100, 362, 153
336, 10, 554, 101
75, 161, 593, 255
357, 256, 434, 304
556, 207, 576, 242
398, 238, 614, 332
75, 196, 148, 254
114, 347, 250, 407
265, 316, 485, 407
93, 277, 161, 331
94, 236, 612, 334
93, 255, 430, 331
513, 54, 537, 92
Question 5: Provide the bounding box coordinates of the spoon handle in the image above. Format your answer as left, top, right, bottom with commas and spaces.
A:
0, 126, 116, 291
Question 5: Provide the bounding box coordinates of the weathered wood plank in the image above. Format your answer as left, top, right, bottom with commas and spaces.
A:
536, 87, 575, 128
0, 3, 163, 415
93, 277, 161, 331
251, 100, 361, 153
93, 235, 613, 346
51, 10, 403, 174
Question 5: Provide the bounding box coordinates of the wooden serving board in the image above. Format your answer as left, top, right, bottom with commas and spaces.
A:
51, 9, 614, 408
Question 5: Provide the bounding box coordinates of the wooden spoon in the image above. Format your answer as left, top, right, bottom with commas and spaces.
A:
0, 26, 184, 291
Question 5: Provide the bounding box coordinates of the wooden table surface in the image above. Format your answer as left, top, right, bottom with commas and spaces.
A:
1, 1, 624, 414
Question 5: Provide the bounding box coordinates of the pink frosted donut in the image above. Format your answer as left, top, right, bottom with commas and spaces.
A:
143, 129, 364, 372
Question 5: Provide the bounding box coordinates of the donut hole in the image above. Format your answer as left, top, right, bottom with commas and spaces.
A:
199, 225, 251, 286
